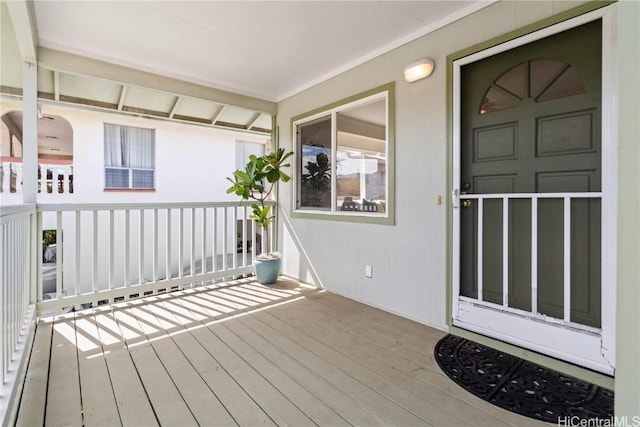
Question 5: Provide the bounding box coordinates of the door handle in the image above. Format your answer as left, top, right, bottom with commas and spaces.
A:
461, 200, 473, 208
452, 188, 459, 209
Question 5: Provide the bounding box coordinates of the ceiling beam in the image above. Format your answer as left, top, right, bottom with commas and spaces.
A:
245, 113, 261, 130
117, 85, 128, 110
210, 105, 225, 125
38, 47, 277, 115
5, 0, 38, 63
169, 96, 181, 118
53, 71, 60, 101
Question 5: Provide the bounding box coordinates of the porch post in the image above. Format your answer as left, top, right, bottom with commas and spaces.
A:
22, 61, 38, 204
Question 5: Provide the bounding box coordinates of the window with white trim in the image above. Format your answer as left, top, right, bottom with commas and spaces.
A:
293, 84, 393, 222
104, 123, 155, 190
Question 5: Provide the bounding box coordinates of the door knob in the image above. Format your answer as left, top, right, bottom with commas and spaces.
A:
461, 200, 473, 208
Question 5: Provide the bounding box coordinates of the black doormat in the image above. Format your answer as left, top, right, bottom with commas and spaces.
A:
434, 334, 614, 424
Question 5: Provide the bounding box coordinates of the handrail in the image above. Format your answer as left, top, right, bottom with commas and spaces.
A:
460, 191, 602, 199
37, 199, 275, 212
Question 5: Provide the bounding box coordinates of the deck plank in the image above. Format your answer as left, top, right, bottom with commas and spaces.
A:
45, 313, 83, 426
224, 311, 390, 427
239, 310, 431, 426
170, 295, 351, 427
92, 307, 158, 426
74, 310, 122, 426
302, 293, 547, 427
15, 319, 53, 427
179, 312, 315, 425
130, 299, 239, 426
267, 292, 514, 427
251, 305, 464, 426
113, 304, 199, 426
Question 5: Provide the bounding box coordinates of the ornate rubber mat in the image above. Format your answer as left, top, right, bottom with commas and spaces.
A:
434, 334, 614, 424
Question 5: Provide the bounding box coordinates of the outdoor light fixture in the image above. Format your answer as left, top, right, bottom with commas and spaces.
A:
404, 58, 435, 82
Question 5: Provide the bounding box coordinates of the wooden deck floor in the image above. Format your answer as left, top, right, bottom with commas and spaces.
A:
16, 278, 547, 427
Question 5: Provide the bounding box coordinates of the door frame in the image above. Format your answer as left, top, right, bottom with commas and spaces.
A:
451, 6, 618, 374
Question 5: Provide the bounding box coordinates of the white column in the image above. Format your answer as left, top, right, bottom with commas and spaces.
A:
22, 62, 38, 204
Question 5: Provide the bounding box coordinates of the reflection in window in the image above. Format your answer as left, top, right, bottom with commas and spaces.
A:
537, 66, 586, 101
495, 63, 525, 98
480, 59, 587, 114
298, 116, 332, 209
530, 59, 564, 97
480, 87, 519, 114
336, 105, 386, 213
295, 88, 390, 218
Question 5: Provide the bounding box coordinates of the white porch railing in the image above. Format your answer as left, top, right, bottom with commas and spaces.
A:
36, 200, 274, 315
0, 159, 74, 196
0, 204, 37, 426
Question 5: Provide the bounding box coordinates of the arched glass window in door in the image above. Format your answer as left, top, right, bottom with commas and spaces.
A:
480, 59, 587, 114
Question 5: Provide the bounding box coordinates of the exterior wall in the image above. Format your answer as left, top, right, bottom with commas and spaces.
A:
615, 0, 640, 417
277, 0, 639, 411
278, 0, 593, 330
0, 99, 267, 205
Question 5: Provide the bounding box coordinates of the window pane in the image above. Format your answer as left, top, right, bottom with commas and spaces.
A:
538, 66, 587, 101
105, 168, 129, 188
480, 87, 518, 114
495, 63, 525, 99
530, 59, 564, 98
336, 98, 386, 213
104, 123, 155, 189
298, 116, 332, 209
132, 169, 155, 189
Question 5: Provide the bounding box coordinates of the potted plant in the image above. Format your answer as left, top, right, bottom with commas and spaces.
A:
226, 148, 293, 284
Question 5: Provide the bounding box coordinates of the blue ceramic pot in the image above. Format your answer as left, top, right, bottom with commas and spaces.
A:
254, 257, 281, 285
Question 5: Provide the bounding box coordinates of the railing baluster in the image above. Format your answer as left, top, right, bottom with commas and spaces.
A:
178, 208, 184, 279
502, 197, 509, 307
139, 209, 144, 286
477, 198, 483, 302
92, 210, 98, 293
190, 208, 196, 279
212, 208, 218, 273
563, 197, 571, 322
75, 210, 81, 296
56, 211, 63, 297
232, 207, 237, 270
153, 208, 158, 283
531, 197, 538, 315
242, 206, 248, 267
222, 207, 229, 271
109, 210, 114, 290
1, 162, 9, 192
124, 209, 130, 287
166, 208, 172, 281
201, 207, 207, 285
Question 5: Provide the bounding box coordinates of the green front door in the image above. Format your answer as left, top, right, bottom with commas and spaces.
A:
454, 19, 607, 370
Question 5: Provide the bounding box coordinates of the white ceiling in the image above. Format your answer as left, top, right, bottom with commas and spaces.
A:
32, 1, 485, 102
